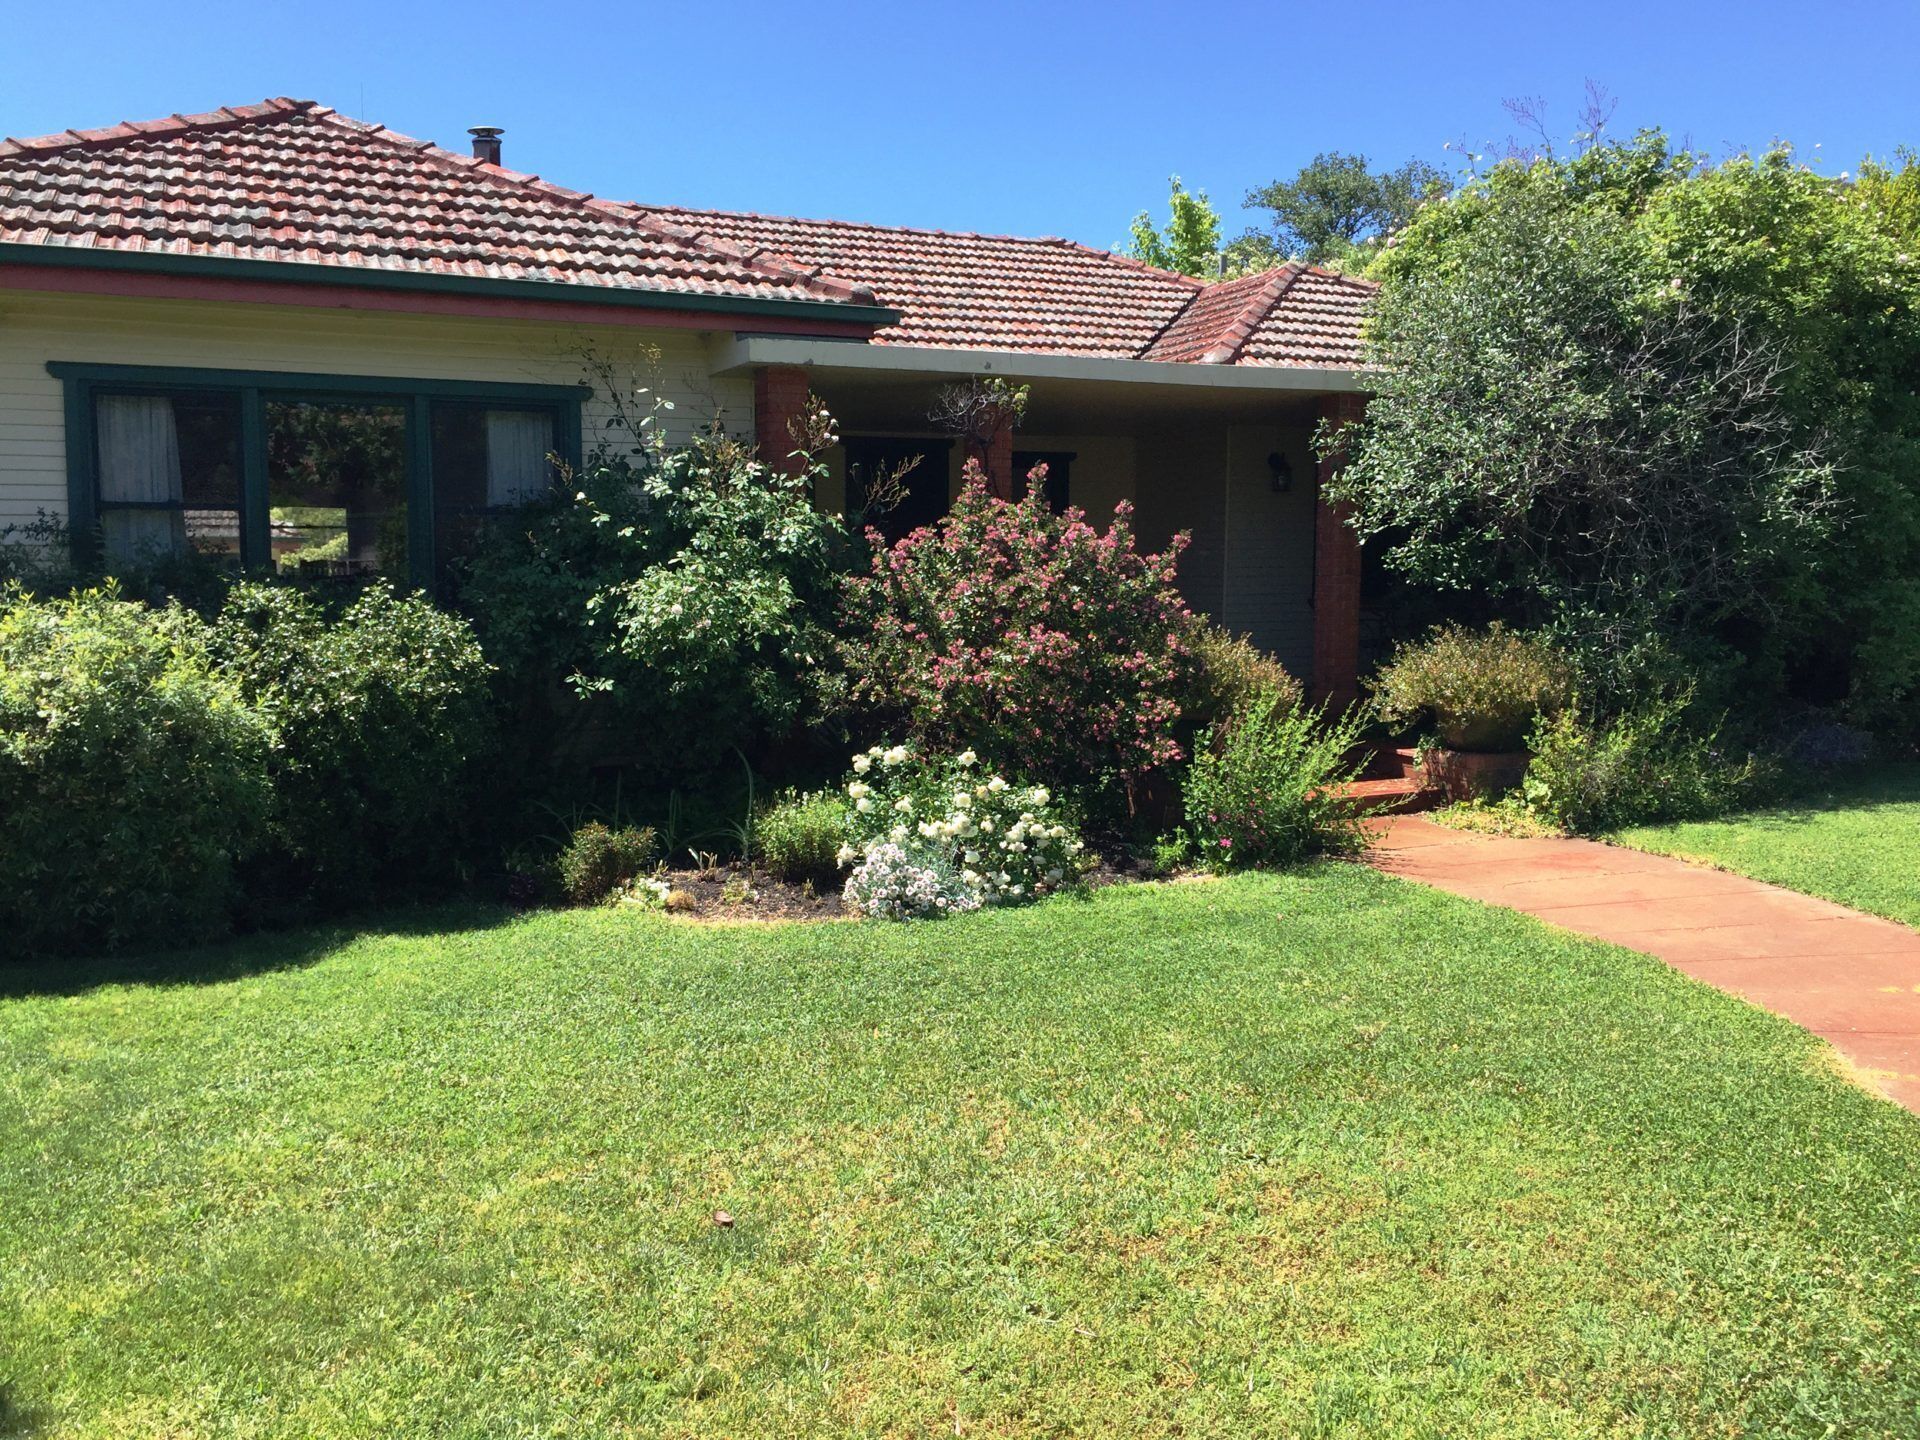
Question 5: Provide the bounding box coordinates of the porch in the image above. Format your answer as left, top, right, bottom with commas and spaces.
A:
724, 341, 1367, 706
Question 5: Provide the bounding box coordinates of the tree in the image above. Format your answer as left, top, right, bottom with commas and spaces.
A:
1126, 176, 1225, 277
1335, 134, 1920, 725
1243, 152, 1450, 268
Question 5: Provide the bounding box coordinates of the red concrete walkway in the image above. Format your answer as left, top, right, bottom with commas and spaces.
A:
1368, 815, 1920, 1113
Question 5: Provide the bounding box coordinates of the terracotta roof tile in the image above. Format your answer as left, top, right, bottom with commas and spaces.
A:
0, 98, 871, 306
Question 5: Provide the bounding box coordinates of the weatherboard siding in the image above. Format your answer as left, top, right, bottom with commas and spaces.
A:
0, 289, 750, 531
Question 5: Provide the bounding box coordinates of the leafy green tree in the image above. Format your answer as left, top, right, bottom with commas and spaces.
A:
1337, 134, 1920, 729
1243, 152, 1450, 268
1126, 177, 1225, 277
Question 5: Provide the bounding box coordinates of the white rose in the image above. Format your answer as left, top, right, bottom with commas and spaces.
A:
956, 749, 978, 767
893, 796, 913, 813
1030, 787, 1050, 806
979, 817, 995, 832
883, 745, 909, 766
987, 776, 1009, 793
855, 797, 873, 813
848, 781, 871, 800
952, 791, 972, 809
852, 755, 872, 774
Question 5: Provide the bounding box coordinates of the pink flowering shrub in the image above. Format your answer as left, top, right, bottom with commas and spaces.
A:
841, 463, 1198, 785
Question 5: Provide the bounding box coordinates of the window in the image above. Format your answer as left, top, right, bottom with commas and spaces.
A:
53, 364, 582, 587
430, 402, 561, 568
94, 391, 244, 567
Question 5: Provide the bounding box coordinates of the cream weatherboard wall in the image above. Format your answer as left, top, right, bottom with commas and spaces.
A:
0, 289, 753, 532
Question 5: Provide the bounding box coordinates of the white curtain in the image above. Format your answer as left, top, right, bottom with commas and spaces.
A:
97, 394, 185, 563
485, 409, 553, 506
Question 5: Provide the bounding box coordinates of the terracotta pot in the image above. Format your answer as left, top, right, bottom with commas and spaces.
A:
1425, 747, 1530, 801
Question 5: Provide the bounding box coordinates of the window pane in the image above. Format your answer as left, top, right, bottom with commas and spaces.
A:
431, 401, 557, 566
96, 391, 241, 565
267, 401, 408, 579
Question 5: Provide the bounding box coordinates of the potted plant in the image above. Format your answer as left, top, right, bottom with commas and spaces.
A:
1370, 624, 1571, 799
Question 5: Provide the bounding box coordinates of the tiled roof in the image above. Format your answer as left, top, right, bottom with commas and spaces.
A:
630, 204, 1372, 368
0, 97, 1373, 366
627, 205, 1207, 358
0, 98, 874, 307
1237, 266, 1374, 368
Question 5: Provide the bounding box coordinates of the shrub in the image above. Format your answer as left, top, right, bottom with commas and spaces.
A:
756, 790, 849, 886
1371, 624, 1571, 752
1522, 697, 1769, 833
843, 842, 982, 921
840, 464, 1197, 789
0, 584, 272, 953
557, 822, 659, 904
1182, 624, 1306, 732
456, 418, 850, 787
212, 583, 495, 907
1184, 695, 1372, 868
841, 741, 1084, 911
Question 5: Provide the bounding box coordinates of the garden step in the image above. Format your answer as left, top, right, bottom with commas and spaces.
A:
1342, 775, 1441, 814
1347, 744, 1424, 782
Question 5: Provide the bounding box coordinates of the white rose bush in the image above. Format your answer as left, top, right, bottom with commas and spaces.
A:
838, 741, 1085, 920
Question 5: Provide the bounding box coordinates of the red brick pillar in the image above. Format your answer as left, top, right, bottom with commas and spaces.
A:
753, 365, 811, 478
1311, 392, 1367, 710
986, 418, 1013, 498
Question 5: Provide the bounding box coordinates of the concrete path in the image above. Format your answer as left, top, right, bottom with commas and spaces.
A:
1368, 815, 1920, 1113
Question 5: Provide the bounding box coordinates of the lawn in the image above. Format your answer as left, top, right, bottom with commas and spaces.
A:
3, 871, 1918, 1439
1612, 762, 1920, 929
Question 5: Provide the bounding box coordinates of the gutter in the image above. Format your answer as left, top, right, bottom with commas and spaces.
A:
709, 333, 1370, 394
0, 242, 904, 329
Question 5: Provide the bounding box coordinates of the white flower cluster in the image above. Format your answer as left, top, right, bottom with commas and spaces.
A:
843, 842, 983, 921
840, 742, 1084, 919
615, 875, 673, 909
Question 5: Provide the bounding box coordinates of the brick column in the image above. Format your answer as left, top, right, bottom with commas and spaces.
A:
965, 418, 1015, 497
1311, 392, 1367, 710
753, 365, 811, 478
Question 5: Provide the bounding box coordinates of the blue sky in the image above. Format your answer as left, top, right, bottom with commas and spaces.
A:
6, 0, 1917, 250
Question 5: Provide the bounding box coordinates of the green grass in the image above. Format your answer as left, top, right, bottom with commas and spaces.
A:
1612, 762, 1920, 929
3, 871, 1919, 1438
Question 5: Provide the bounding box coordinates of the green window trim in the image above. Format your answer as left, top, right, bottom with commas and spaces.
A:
49, 362, 588, 588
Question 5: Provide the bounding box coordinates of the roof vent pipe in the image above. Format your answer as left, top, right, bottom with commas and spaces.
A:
468, 126, 503, 165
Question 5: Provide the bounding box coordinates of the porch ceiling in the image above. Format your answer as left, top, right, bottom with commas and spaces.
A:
708, 335, 1355, 433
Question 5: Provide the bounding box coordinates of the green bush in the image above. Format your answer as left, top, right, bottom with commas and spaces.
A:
756, 789, 849, 885
0, 584, 273, 953
1372, 624, 1571, 752
1184, 694, 1371, 869
212, 583, 495, 907
557, 822, 658, 904
455, 423, 850, 788
1182, 624, 1306, 732
1522, 697, 1768, 834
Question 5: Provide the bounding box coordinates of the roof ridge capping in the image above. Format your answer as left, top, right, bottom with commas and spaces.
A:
0, 96, 315, 158
1199, 264, 1305, 364
298, 107, 882, 308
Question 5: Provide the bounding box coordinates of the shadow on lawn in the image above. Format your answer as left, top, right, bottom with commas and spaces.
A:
0, 1382, 46, 1439
1735, 761, 1920, 826
0, 903, 521, 1002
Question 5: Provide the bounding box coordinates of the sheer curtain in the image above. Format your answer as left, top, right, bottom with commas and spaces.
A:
485, 410, 554, 506
97, 395, 185, 562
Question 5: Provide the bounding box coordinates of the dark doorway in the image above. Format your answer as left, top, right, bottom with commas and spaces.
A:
844, 437, 952, 544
